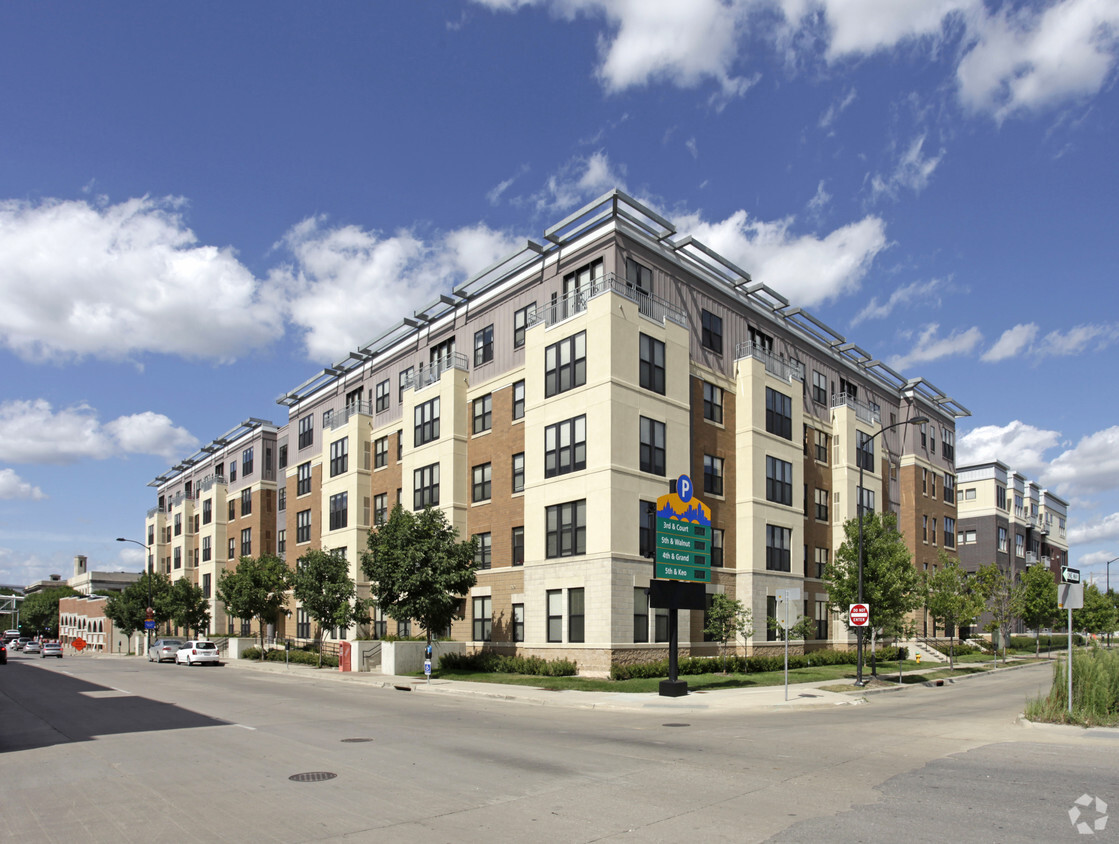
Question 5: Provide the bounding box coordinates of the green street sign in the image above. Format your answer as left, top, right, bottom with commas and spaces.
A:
656, 562, 711, 582
656, 546, 710, 568
656, 531, 708, 554
656, 517, 709, 541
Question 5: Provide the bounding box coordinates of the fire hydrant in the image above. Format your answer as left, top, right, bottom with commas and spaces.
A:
916, 653, 921, 665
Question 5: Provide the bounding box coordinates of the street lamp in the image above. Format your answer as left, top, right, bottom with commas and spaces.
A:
1106, 556, 1118, 649
855, 414, 929, 687
117, 537, 152, 654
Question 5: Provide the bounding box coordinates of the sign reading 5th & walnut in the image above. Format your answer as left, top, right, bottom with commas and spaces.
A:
655, 474, 712, 583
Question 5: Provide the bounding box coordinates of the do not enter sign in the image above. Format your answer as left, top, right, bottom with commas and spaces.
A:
849, 603, 870, 627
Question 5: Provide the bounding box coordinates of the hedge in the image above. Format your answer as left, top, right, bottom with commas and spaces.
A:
438, 651, 578, 676
240, 646, 339, 668
609, 647, 906, 681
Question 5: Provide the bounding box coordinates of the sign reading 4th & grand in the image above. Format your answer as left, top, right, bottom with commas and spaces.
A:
654, 474, 712, 583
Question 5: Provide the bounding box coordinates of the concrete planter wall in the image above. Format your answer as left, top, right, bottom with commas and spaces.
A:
375, 640, 466, 675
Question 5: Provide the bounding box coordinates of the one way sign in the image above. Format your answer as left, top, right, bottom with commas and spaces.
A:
1061, 567, 1080, 584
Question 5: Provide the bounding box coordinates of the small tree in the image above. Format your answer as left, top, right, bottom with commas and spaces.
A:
1073, 584, 1118, 638
766, 614, 816, 642
216, 554, 292, 660
925, 554, 985, 669
703, 594, 753, 673
1015, 563, 1059, 656
292, 548, 371, 667
361, 505, 477, 659
168, 576, 211, 638
975, 563, 1020, 663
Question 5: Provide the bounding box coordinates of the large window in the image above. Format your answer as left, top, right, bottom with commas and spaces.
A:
329, 492, 348, 531
374, 436, 388, 469
568, 588, 585, 644
242, 447, 254, 477
375, 379, 390, 413
472, 463, 492, 503
296, 509, 312, 544
765, 456, 793, 506
298, 416, 313, 449
814, 430, 829, 463
703, 454, 724, 496
241, 488, 252, 517
474, 324, 494, 366
626, 258, 652, 295
703, 382, 723, 423
639, 417, 666, 476
511, 526, 524, 566
711, 528, 724, 567
202, 536, 212, 563
472, 596, 492, 642
296, 608, 311, 640
544, 416, 586, 477
634, 587, 649, 643
512, 452, 525, 493
701, 309, 723, 354
857, 486, 875, 514
544, 332, 586, 398
240, 527, 252, 557
856, 431, 875, 471
297, 461, 312, 496
414, 397, 440, 446
942, 428, 955, 461
814, 546, 829, 578
399, 367, 413, 402
766, 524, 791, 572
202, 498, 212, 525
639, 334, 665, 394
812, 371, 828, 404
413, 463, 439, 510
512, 604, 525, 642
546, 500, 586, 558
472, 394, 492, 434
943, 473, 955, 503
640, 500, 656, 559
373, 493, 387, 526
514, 303, 534, 349
814, 487, 829, 522
512, 379, 525, 420
765, 388, 792, 440
473, 533, 491, 570
330, 437, 348, 477
547, 590, 562, 642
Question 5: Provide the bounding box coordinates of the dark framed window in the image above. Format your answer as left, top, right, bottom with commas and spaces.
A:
413, 463, 439, 510
765, 387, 792, 439
374, 436, 388, 469
373, 493, 387, 526
765, 456, 793, 506
703, 454, 724, 496
544, 331, 586, 398
278, 445, 288, 469
472, 596, 492, 642
414, 397, 440, 446
766, 524, 791, 572
227, 501, 235, 521
278, 488, 286, 511
639, 500, 656, 558
240, 527, 252, 557
814, 430, 829, 463
329, 492, 348, 531
241, 488, 252, 516
514, 303, 534, 348
298, 416, 313, 449
568, 588, 585, 643
943, 473, 955, 503
242, 447, 254, 477
228, 538, 235, 559
473, 532, 491, 570
703, 382, 723, 423
711, 528, 724, 567
767, 596, 778, 641
229, 462, 237, 482
747, 326, 773, 352
639, 417, 666, 476
856, 431, 875, 471
701, 309, 723, 354
297, 461, 312, 496
201, 572, 211, 598
942, 428, 955, 461
839, 378, 858, 400
544, 416, 586, 477
639, 334, 665, 394
201, 537, 212, 563
330, 437, 348, 477
512, 452, 525, 493
511, 526, 524, 565
399, 367, 413, 402
375, 379, 390, 413
277, 529, 285, 554
815, 487, 829, 521
296, 608, 311, 640
474, 324, 494, 366
472, 394, 492, 434
626, 258, 652, 295
815, 546, 828, 578
546, 500, 586, 558
812, 371, 827, 404
472, 463, 492, 503
944, 517, 956, 549
857, 486, 875, 514
512, 379, 525, 420
633, 587, 649, 643
430, 338, 455, 366
296, 509, 312, 544
547, 590, 562, 643
512, 603, 524, 642
396, 429, 403, 461
174, 513, 182, 536
202, 499, 212, 524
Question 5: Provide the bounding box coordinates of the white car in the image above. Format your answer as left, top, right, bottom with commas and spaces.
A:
175, 641, 220, 666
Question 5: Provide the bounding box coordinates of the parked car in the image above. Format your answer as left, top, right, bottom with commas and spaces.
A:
41, 641, 63, 658
148, 639, 185, 663
13, 637, 31, 651
22, 640, 41, 655
175, 640, 220, 666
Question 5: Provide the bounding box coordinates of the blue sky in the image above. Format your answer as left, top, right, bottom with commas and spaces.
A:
2, 1, 1118, 588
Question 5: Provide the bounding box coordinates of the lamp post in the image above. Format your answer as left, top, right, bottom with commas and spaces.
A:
855, 414, 929, 687
1106, 556, 1118, 649
117, 537, 152, 654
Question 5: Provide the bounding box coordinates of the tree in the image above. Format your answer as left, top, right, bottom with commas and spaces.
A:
924, 554, 985, 669
105, 571, 173, 638
216, 554, 293, 659
1073, 584, 1117, 638
20, 587, 78, 637
168, 576, 211, 638
361, 505, 477, 655
975, 563, 1021, 663
766, 614, 816, 642
703, 594, 753, 673
292, 548, 371, 667
1015, 563, 1059, 656
824, 511, 921, 674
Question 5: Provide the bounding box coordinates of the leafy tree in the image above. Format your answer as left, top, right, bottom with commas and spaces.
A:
766, 613, 816, 642
1073, 584, 1117, 637
975, 563, 1021, 663
292, 548, 371, 667
824, 511, 921, 674
925, 553, 985, 669
1015, 563, 1059, 656
105, 571, 173, 638
20, 587, 78, 637
168, 576, 211, 638
216, 554, 293, 659
361, 505, 477, 655
703, 594, 753, 672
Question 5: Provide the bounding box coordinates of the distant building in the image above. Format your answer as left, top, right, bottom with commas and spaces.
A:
68, 555, 141, 596
58, 594, 129, 653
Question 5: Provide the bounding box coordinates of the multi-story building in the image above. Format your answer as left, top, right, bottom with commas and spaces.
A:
142, 190, 969, 672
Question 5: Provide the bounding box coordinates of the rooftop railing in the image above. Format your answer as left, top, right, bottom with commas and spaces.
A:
830, 392, 881, 425
735, 341, 805, 383
326, 400, 375, 431
527, 272, 688, 329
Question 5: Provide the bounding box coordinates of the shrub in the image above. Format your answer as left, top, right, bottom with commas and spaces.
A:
438, 651, 578, 676
1025, 647, 1119, 726
608, 648, 885, 681
240, 645, 338, 668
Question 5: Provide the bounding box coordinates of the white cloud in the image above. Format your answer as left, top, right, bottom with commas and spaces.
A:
1037, 323, 1119, 356
981, 322, 1039, 361
1044, 425, 1119, 496
850, 277, 945, 326
956, 419, 1061, 475
531, 150, 627, 212
1069, 512, 1119, 546
819, 88, 857, 129
0, 400, 198, 465
807, 180, 831, 215
886, 323, 983, 370
869, 134, 946, 201
0, 469, 46, 501
0, 196, 285, 363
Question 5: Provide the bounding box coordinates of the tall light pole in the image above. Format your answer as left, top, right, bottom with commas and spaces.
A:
855, 414, 929, 687
117, 537, 152, 654
1106, 556, 1118, 649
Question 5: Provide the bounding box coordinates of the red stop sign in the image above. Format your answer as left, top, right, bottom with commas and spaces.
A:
849, 603, 870, 627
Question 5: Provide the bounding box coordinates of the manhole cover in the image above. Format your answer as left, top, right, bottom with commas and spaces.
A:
341, 738, 373, 743
662, 723, 691, 728
289, 772, 338, 783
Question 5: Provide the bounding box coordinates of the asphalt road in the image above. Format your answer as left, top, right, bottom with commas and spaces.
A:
1, 652, 1114, 843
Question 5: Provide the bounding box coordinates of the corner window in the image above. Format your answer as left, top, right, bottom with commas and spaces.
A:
414, 397, 440, 446
544, 416, 586, 478
544, 332, 586, 398
545, 500, 586, 558
639, 334, 665, 394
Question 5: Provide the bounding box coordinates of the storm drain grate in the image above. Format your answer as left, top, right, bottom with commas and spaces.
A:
341, 738, 373, 743
662, 723, 691, 728
289, 771, 338, 783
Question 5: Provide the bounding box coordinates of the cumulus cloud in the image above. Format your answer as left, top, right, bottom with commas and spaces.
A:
981, 321, 1118, 361
1044, 426, 1119, 496
0, 196, 285, 363
0, 400, 198, 465
981, 322, 1039, 361
886, 323, 983, 370
869, 134, 946, 201
0, 469, 46, 501
851, 277, 945, 326
529, 150, 627, 213
956, 419, 1061, 476
1071, 516, 1119, 548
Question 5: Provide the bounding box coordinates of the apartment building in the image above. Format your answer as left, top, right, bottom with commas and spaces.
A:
143, 190, 969, 672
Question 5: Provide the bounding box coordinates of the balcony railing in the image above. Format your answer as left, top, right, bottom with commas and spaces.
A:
327, 400, 374, 431
735, 341, 805, 383
527, 272, 687, 330
830, 392, 881, 425
403, 352, 470, 394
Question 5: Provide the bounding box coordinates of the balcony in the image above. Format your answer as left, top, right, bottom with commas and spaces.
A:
735, 341, 805, 383
830, 392, 881, 425
527, 272, 687, 330
327, 400, 375, 431
408, 353, 469, 392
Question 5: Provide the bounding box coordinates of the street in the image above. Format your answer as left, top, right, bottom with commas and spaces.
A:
1, 653, 1115, 843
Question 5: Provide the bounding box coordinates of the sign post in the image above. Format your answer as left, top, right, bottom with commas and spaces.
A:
1059, 579, 1084, 714
776, 588, 801, 700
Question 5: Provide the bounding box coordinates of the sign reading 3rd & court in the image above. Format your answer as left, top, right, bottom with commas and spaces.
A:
654, 474, 712, 583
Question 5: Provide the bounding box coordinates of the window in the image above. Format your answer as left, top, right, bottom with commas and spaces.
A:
626, 258, 652, 296
228, 501, 236, 521
202, 499, 212, 524
568, 588, 585, 644
765, 388, 792, 439
228, 538, 236, 559
242, 447, 254, 477
654, 607, 669, 642
173, 547, 182, 570
547, 590, 562, 642
430, 338, 455, 366
964, 488, 977, 500
472, 463, 492, 503
296, 509, 312, 544
766, 525, 791, 572
703, 382, 723, 424
512, 379, 525, 420
944, 517, 956, 549
297, 461, 312, 496
711, 528, 724, 567
639, 500, 656, 559
278, 488, 286, 511
766, 595, 778, 641
229, 462, 236, 482
396, 429, 403, 461
241, 488, 252, 517
298, 416, 313, 449
472, 394, 492, 434
330, 437, 348, 477
414, 397, 440, 446
639, 334, 665, 394
544, 332, 586, 397
639, 417, 666, 476
277, 529, 285, 554
923, 514, 929, 542
633, 587, 649, 643
399, 367, 413, 402
472, 596, 492, 642
996, 486, 1007, 510
374, 436, 388, 469
703, 454, 724, 496
998, 526, 1008, 552
512, 603, 525, 642
202, 536, 212, 563
857, 486, 875, 514
1015, 533, 1024, 556
514, 304, 534, 349
943, 473, 955, 503
564, 258, 602, 298
765, 456, 793, 506
922, 468, 928, 495
512, 452, 525, 493
201, 572, 212, 599
930, 425, 936, 454
473, 324, 495, 367
511, 526, 524, 566
296, 608, 311, 640
473, 533, 491, 570
278, 445, 288, 470
414, 463, 439, 509
814, 546, 829, 578
544, 416, 586, 477
812, 371, 827, 404
814, 430, 829, 463
375, 379, 390, 413
839, 378, 858, 400
545, 500, 586, 558
329, 492, 348, 531
815, 487, 829, 521
815, 600, 829, 640
856, 431, 875, 472
373, 493, 387, 526
700, 309, 723, 354
240, 528, 252, 557
174, 513, 182, 536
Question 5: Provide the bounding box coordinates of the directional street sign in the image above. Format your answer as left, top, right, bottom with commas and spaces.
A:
654, 474, 712, 584
1061, 567, 1080, 584
655, 562, 710, 582
849, 603, 870, 627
